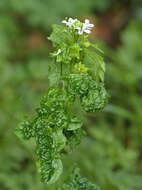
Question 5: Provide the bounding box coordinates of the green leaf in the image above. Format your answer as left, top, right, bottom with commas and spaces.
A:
59, 166, 101, 190
84, 48, 105, 82
48, 61, 60, 85
81, 83, 109, 113
48, 159, 63, 185
69, 43, 82, 60
48, 25, 73, 47
53, 130, 67, 151
68, 117, 83, 131
16, 117, 34, 140
91, 44, 104, 54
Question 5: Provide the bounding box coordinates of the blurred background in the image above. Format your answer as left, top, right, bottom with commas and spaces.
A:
0, 0, 142, 189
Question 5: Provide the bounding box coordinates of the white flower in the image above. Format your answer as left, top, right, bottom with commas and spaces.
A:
75, 26, 83, 35
83, 19, 94, 34
84, 19, 94, 28
76, 19, 94, 35
77, 29, 83, 35
54, 49, 61, 56
62, 17, 77, 28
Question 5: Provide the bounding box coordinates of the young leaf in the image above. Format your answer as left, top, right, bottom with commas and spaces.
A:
59, 167, 101, 190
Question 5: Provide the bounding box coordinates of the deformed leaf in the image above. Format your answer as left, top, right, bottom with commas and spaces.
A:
59, 166, 101, 190
68, 117, 83, 131
53, 130, 67, 151
48, 159, 63, 185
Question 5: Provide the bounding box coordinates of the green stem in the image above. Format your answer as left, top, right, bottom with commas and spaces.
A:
61, 62, 63, 76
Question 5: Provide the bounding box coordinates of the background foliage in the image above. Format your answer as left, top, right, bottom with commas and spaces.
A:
0, 0, 142, 190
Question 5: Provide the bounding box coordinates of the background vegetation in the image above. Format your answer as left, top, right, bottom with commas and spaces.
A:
0, 0, 142, 189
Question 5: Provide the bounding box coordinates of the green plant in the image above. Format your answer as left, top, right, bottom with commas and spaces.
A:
16, 18, 109, 188
59, 166, 101, 190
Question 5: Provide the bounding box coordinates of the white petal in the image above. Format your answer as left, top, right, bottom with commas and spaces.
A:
89, 24, 94, 28
55, 49, 61, 56
78, 30, 83, 35
75, 27, 81, 30
84, 29, 91, 34
58, 49, 61, 53
62, 20, 66, 23
68, 17, 73, 22
72, 19, 77, 24
82, 23, 87, 30
85, 19, 90, 24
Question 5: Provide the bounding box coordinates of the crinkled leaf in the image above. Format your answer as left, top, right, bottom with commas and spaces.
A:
16, 117, 34, 140
53, 130, 67, 151
81, 84, 109, 113
59, 167, 101, 190
64, 129, 85, 150
68, 117, 83, 131
48, 159, 63, 185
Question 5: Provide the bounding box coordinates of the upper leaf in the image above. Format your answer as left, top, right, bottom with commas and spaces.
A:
84, 48, 105, 82
48, 24, 73, 47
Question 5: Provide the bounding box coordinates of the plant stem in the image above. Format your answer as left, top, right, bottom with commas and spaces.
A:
61, 62, 63, 76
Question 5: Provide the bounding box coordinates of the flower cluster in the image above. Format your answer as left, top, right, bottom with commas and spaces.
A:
62, 17, 94, 35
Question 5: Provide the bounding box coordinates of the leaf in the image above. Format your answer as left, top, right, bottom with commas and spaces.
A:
81, 83, 109, 113
48, 24, 73, 47
68, 117, 83, 130
91, 44, 104, 54
16, 117, 34, 140
48, 159, 63, 185
48, 61, 60, 85
53, 130, 66, 151
84, 48, 105, 82
59, 166, 101, 190
69, 43, 82, 60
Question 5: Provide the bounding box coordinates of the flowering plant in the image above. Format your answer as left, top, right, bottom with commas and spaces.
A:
16, 18, 109, 189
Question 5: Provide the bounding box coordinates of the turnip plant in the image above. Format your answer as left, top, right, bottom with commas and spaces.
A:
16, 18, 109, 189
